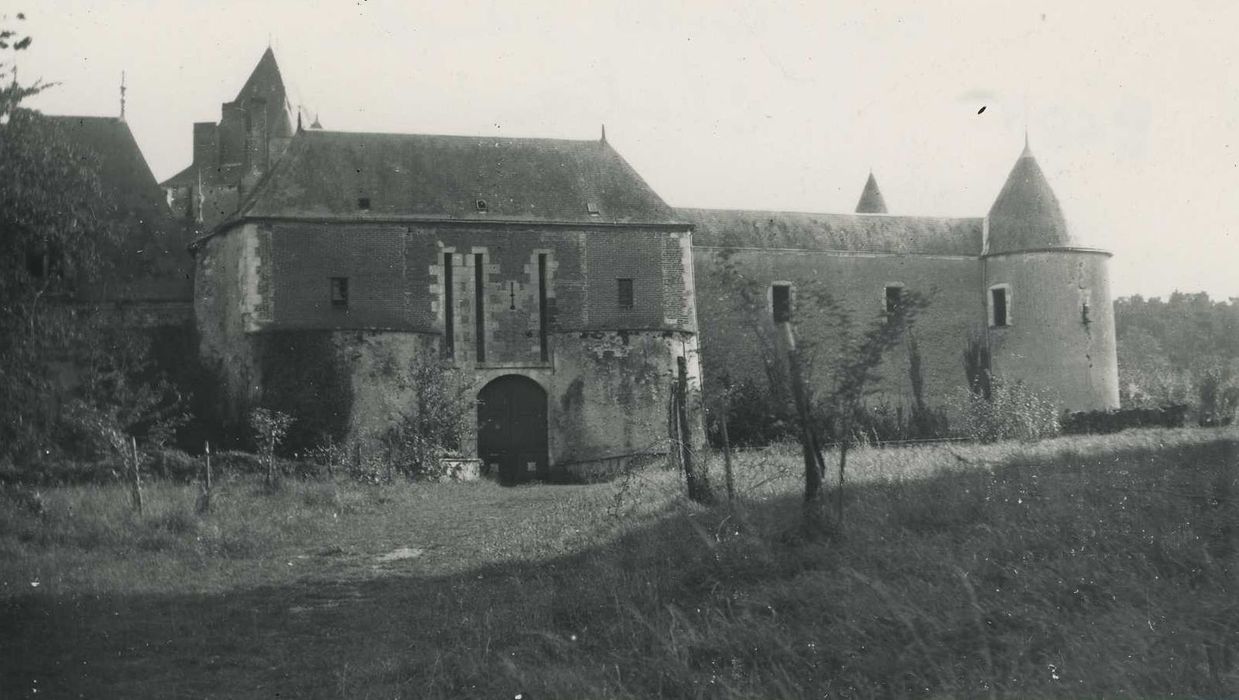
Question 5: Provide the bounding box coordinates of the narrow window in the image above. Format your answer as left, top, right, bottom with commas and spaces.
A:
330, 277, 349, 308
474, 253, 486, 362
538, 254, 549, 362
884, 284, 904, 315
772, 283, 792, 323
617, 278, 634, 310
443, 253, 454, 358
25, 250, 46, 278
357, 197, 371, 211
1080, 288, 1092, 325
990, 286, 1009, 327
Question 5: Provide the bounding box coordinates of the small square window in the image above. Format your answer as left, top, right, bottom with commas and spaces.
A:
885, 285, 904, 315
990, 286, 1009, 327
330, 277, 349, 308
617, 278, 634, 310
587, 202, 600, 216
772, 284, 792, 323
357, 197, 371, 210
475, 199, 488, 212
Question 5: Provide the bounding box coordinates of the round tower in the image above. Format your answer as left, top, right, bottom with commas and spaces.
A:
982, 139, 1119, 411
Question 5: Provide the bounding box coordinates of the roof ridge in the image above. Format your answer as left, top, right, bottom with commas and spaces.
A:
301, 127, 605, 145
676, 206, 982, 222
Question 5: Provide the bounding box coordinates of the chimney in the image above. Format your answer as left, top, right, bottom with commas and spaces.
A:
192, 122, 219, 169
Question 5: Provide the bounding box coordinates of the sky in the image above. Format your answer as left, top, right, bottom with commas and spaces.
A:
13, 0, 1239, 300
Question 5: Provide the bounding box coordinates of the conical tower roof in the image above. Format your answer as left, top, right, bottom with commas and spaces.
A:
986, 140, 1071, 254
855, 171, 888, 214
234, 48, 293, 139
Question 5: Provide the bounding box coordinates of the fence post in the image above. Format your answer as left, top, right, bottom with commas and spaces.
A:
200, 440, 212, 514
130, 435, 144, 516
721, 401, 735, 502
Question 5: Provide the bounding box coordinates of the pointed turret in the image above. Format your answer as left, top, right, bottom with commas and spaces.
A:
855, 171, 888, 214
985, 139, 1071, 254
234, 47, 293, 139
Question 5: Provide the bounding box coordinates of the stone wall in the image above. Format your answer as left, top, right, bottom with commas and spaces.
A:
693, 247, 984, 416
984, 250, 1119, 411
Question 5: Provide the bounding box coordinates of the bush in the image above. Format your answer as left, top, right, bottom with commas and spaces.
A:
950, 377, 1059, 442
379, 357, 471, 479
1062, 404, 1189, 435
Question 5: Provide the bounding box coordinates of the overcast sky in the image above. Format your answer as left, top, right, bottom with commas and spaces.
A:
15, 0, 1239, 300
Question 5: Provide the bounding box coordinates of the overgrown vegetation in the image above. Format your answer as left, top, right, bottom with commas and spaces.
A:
2, 428, 1235, 697
1117, 292, 1239, 425
378, 356, 473, 480
706, 246, 927, 518
0, 13, 189, 477
950, 376, 1061, 443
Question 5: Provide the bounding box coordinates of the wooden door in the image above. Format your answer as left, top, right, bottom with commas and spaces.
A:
477, 375, 548, 485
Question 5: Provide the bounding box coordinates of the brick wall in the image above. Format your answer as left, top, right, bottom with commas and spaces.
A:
270, 222, 410, 329
261, 223, 693, 366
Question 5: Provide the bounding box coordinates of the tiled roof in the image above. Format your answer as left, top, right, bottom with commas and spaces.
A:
680, 207, 983, 256
45, 115, 193, 300
985, 143, 1072, 254
232, 129, 680, 225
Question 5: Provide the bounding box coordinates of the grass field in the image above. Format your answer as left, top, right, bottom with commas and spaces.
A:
1, 427, 1237, 698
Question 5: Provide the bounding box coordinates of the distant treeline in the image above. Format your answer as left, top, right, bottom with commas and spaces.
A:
1116, 292, 1239, 425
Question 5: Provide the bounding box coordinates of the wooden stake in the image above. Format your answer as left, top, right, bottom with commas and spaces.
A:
130, 435, 144, 516
201, 440, 212, 514
721, 400, 735, 502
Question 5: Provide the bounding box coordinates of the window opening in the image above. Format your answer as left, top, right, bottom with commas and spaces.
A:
885, 285, 904, 315
991, 286, 1009, 327
475, 253, 486, 362
475, 199, 488, 212
357, 197, 370, 210
772, 284, 792, 323
538, 254, 549, 363
617, 278, 634, 310
443, 253, 455, 358
330, 277, 349, 308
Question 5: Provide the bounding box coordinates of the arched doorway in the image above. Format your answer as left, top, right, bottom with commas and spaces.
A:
477, 375, 548, 485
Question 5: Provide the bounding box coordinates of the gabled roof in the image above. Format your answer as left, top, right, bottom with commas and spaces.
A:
986, 142, 1072, 254
855, 172, 889, 214
680, 207, 983, 256
234, 47, 292, 139
45, 115, 193, 300
229, 129, 680, 226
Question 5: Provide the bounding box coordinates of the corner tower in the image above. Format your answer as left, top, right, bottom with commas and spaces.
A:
982, 139, 1119, 411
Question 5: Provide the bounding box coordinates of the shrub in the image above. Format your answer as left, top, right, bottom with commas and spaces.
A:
1062, 404, 1189, 434
949, 377, 1059, 442
379, 357, 471, 479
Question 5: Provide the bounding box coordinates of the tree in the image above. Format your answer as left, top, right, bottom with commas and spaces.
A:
0, 12, 186, 467
379, 356, 473, 480
708, 247, 924, 524
250, 408, 294, 488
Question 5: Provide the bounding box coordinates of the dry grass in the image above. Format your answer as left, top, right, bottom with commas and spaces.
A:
1, 426, 1236, 698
